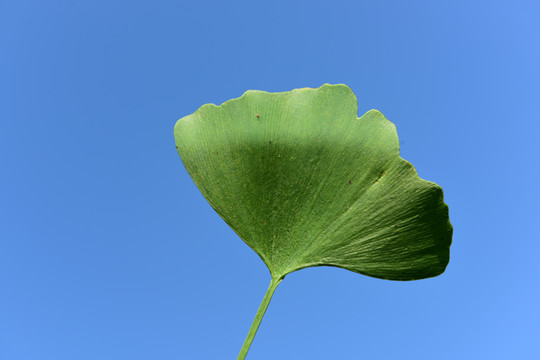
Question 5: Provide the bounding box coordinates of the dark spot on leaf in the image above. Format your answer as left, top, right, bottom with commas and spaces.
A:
348, 180, 352, 184
175, 145, 178, 149
269, 140, 272, 144
374, 170, 386, 183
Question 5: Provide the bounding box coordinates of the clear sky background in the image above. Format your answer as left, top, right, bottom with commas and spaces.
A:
1, 1, 539, 359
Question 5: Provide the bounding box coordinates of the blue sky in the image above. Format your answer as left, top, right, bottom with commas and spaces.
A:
1, 1, 539, 359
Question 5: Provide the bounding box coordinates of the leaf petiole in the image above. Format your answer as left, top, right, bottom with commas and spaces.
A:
237, 276, 283, 360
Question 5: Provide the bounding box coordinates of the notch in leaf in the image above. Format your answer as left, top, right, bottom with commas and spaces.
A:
174, 84, 452, 359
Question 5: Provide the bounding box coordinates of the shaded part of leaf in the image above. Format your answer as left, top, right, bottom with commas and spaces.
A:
299, 160, 452, 280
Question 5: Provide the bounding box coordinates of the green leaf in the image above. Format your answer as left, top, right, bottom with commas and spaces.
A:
174, 84, 452, 358
175, 84, 451, 280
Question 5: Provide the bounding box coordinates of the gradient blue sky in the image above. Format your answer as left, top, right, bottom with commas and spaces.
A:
1, 1, 539, 359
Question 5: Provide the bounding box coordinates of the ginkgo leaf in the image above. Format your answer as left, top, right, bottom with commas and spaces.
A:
174, 84, 452, 359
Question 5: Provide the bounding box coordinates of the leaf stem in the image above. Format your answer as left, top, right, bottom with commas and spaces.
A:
237, 276, 283, 360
